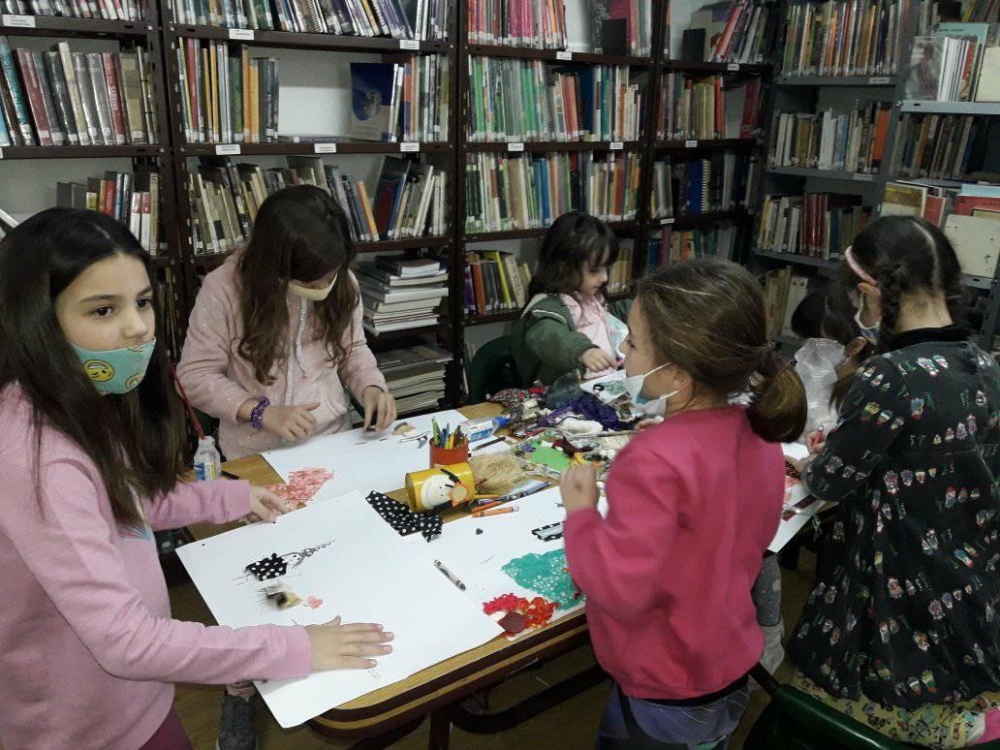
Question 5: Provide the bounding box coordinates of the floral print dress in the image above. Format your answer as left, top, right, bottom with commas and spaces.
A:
790, 329, 1000, 746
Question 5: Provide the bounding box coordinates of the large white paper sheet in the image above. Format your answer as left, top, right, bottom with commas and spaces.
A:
177, 491, 504, 727
261, 409, 466, 497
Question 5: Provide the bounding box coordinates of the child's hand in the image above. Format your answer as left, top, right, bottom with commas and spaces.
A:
362, 386, 397, 432
306, 616, 394, 671
579, 347, 617, 373
635, 417, 664, 431
560, 463, 600, 514
262, 403, 320, 440
246, 486, 288, 523
806, 429, 826, 455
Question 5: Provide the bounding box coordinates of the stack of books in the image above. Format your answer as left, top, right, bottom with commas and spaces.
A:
375, 342, 453, 415
357, 255, 448, 336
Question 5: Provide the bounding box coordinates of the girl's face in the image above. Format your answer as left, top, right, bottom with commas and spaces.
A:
292, 267, 339, 289
54, 254, 154, 352
622, 299, 675, 398
577, 253, 609, 297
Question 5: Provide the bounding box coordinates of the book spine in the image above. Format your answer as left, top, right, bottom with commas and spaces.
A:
71, 52, 100, 145
0, 38, 35, 145
86, 53, 114, 145
43, 50, 79, 145
16, 49, 53, 146
102, 52, 128, 145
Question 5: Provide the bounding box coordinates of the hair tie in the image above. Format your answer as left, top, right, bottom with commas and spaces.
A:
844, 246, 878, 286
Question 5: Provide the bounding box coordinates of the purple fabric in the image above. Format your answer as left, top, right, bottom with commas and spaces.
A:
540, 395, 629, 431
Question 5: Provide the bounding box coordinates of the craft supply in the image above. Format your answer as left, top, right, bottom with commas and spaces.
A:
405, 462, 476, 511
531, 521, 564, 542
467, 453, 535, 495
473, 506, 518, 518
461, 416, 510, 442
366, 490, 442, 540
221, 470, 240, 480
434, 559, 466, 591
263, 583, 301, 609
429, 422, 470, 467
472, 501, 502, 513
472, 436, 507, 452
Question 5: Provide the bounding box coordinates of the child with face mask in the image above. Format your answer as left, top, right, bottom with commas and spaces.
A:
560, 259, 807, 748
0, 208, 393, 750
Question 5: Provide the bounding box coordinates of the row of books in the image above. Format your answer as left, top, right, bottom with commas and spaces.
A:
886, 113, 981, 181
156, 267, 185, 361
756, 192, 873, 260
905, 24, 1000, 103
0, 0, 141, 20
963, 0, 1000, 22
687, 1, 777, 65
466, 0, 567, 49
769, 103, 892, 174
656, 74, 763, 141
644, 225, 740, 270
349, 57, 451, 143
462, 249, 531, 315
760, 268, 811, 340
357, 254, 447, 335
172, 0, 448, 41
780, 0, 908, 78
0, 38, 157, 147
591, 0, 652, 58
466, 59, 642, 143
649, 152, 759, 219
463, 150, 641, 233
176, 40, 278, 144
374, 342, 452, 416
54, 167, 162, 254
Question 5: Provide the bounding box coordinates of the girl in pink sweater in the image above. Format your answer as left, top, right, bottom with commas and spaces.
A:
178, 185, 396, 461
0, 208, 393, 750
560, 259, 807, 748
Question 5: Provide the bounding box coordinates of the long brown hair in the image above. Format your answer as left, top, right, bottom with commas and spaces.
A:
238, 185, 359, 384
634, 259, 807, 442
0, 208, 186, 528
528, 211, 619, 298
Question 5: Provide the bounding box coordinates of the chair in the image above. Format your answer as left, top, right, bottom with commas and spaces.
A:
466, 335, 521, 403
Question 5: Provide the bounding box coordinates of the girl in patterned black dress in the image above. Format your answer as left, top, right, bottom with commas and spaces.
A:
789, 216, 1000, 747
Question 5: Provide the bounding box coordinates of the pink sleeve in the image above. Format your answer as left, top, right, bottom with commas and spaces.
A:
143, 478, 251, 532
176, 270, 257, 424
563, 442, 680, 623
337, 273, 388, 399
1, 458, 311, 684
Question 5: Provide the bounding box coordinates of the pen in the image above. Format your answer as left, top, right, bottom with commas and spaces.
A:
473, 506, 519, 518
221, 470, 240, 480
433, 559, 466, 591
472, 436, 506, 452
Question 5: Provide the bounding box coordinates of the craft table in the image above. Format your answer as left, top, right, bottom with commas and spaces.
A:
186, 403, 601, 750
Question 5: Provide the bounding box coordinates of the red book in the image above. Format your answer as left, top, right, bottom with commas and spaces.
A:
102, 53, 127, 145
954, 196, 1000, 216
101, 176, 116, 218
15, 48, 53, 146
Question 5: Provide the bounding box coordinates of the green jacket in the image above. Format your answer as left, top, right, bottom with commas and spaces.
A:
509, 294, 631, 386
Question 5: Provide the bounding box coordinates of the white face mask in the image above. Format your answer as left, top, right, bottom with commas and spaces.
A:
288, 274, 337, 302
854, 293, 881, 345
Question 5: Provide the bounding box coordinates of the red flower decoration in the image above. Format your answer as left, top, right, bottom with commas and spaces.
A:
483, 593, 558, 630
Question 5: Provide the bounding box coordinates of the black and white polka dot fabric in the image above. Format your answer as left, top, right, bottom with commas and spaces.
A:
245, 552, 287, 581
366, 491, 442, 541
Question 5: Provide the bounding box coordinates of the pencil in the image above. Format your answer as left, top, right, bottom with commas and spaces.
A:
472, 506, 519, 518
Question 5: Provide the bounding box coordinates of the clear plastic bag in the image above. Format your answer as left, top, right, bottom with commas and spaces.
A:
793, 338, 843, 440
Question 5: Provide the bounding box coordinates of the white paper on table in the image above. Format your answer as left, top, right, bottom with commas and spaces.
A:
769, 442, 829, 553
261, 409, 466, 498
176, 490, 504, 727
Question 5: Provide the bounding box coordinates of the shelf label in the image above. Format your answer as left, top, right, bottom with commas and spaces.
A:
399, 39, 420, 50
400, 142, 420, 152
727, 63, 739, 71
660, 217, 675, 225
685, 139, 697, 148
508, 141, 524, 152
313, 143, 337, 153
852, 172, 874, 182
869, 76, 891, 85
2, 14, 36, 27
215, 144, 241, 155
610, 141, 624, 150
555, 50, 572, 60
0, 147, 4, 159
228, 27, 254, 40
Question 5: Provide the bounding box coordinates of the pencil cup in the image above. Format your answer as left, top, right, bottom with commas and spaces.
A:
429, 441, 469, 468
406, 462, 475, 512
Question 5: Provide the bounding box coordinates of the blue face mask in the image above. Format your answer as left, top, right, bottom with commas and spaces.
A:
72, 339, 156, 395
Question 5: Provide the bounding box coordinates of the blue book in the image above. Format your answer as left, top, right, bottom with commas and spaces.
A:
350, 62, 397, 142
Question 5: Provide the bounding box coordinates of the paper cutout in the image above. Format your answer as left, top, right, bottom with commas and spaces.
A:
366, 490, 442, 540
268, 467, 334, 510
501, 549, 581, 609
306, 595, 324, 610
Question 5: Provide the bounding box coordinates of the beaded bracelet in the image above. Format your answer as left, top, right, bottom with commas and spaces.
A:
250, 398, 270, 430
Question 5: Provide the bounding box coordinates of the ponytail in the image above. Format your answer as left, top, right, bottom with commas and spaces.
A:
747, 346, 807, 443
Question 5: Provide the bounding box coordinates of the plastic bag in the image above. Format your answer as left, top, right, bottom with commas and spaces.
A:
794, 338, 843, 440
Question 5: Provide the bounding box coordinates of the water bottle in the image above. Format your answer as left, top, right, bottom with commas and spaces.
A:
193, 436, 221, 481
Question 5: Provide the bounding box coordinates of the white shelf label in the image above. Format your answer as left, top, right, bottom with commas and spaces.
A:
660, 217, 675, 225
228, 28, 254, 40
555, 50, 572, 60
313, 143, 337, 153
2, 14, 36, 27
685, 139, 697, 148
508, 141, 524, 152
852, 172, 874, 182
727, 63, 739, 71
610, 141, 624, 150
399, 39, 420, 50
869, 76, 891, 85
400, 142, 420, 152
215, 144, 241, 155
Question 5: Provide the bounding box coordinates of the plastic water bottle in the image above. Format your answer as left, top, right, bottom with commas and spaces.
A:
193, 436, 221, 481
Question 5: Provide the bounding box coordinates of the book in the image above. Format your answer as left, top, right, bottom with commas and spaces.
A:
349, 62, 397, 142
372, 156, 411, 238
374, 253, 442, 277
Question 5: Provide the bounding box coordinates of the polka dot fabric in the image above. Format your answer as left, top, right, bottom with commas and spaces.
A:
366, 490, 442, 541
245, 553, 287, 581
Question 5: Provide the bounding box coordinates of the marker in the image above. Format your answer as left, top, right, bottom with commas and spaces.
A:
473, 506, 519, 518
433, 559, 466, 591
472, 436, 506, 452
221, 470, 240, 480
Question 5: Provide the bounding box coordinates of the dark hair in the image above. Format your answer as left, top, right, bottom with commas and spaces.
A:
634, 259, 807, 442
841, 216, 963, 353
527, 211, 619, 297
238, 185, 359, 384
790, 290, 827, 339
0, 208, 185, 527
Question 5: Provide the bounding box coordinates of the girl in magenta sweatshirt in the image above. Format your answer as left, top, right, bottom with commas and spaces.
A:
561, 259, 807, 748
0, 208, 393, 750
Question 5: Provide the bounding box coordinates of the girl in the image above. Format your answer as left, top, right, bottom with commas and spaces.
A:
790, 216, 1000, 748
177, 185, 396, 461
560, 259, 807, 748
510, 211, 629, 386
0, 208, 393, 750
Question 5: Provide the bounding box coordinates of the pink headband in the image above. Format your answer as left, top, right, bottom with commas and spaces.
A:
843, 246, 878, 286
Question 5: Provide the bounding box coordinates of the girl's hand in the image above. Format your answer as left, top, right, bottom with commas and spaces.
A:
784, 456, 806, 474
362, 386, 396, 432
635, 417, 663, 431
262, 403, 320, 440
579, 347, 617, 373
306, 617, 394, 671
560, 463, 600, 514
246, 486, 288, 523
805, 429, 826, 455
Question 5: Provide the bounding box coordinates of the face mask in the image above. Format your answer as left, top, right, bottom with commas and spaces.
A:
622, 363, 671, 403
854, 294, 881, 345
72, 339, 155, 395
288, 274, 337, 302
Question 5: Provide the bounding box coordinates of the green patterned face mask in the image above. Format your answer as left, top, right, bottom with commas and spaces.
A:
71, 339, 155, 395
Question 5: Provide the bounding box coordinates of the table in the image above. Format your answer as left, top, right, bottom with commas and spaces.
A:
188, 403, 602, 749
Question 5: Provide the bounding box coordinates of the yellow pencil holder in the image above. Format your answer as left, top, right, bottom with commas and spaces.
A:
405, 461, 475, 512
